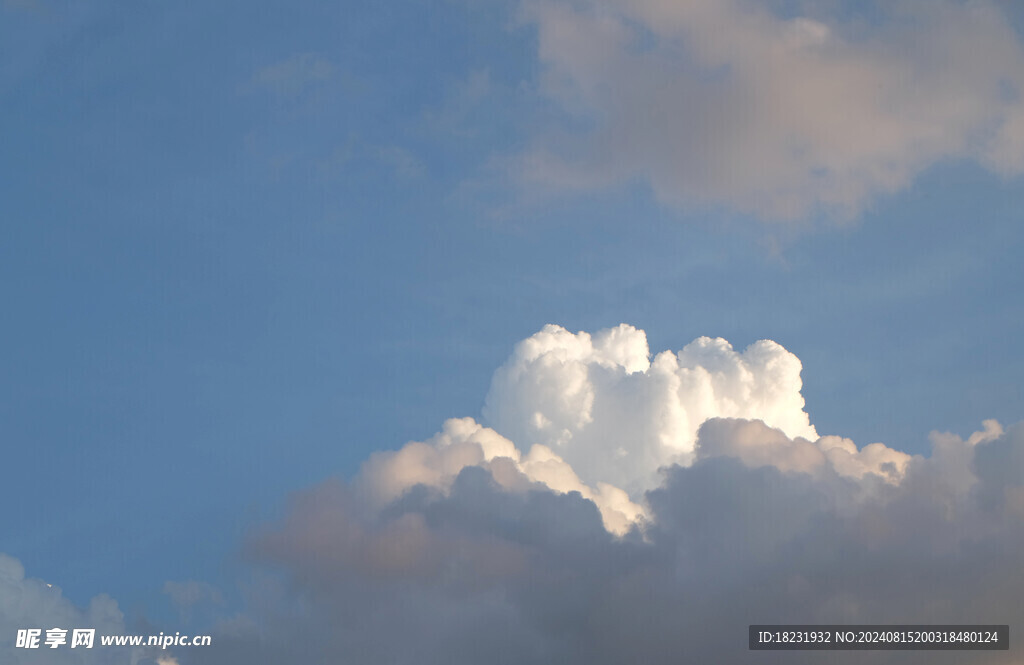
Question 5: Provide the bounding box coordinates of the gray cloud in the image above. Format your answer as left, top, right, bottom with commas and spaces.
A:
514, 0, 1024, 221
187, 420, 1022, 664
126, 324, 1020, 665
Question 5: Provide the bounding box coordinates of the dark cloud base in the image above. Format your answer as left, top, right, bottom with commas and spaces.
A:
184, 421, 1023, 665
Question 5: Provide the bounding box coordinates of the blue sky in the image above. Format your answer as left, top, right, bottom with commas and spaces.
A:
2, 1, 1023, 663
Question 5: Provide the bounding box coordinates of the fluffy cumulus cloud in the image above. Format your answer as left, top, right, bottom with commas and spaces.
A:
515, 0, 1024, 220
484, 323, 818, 494
178, 324, 1022, 665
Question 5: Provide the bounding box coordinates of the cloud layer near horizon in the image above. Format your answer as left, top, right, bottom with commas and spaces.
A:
175, 324, 1023, 664
515, 0, 1024, 220
5, 325, 1019, 664
0, 553, 138, 664
230, 423, 1022, 665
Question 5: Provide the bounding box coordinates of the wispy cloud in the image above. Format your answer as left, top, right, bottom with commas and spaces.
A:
249, 53, 334, 98
376, 145, 425, 179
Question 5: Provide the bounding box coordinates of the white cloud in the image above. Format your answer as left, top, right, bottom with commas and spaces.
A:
323, 323, 932, 540
515, 0, 1024, 220
350, 325, 918, 538
176, 324, 1023, 664
0, 553, 131, 664
358, 416, 645, 534
353, 323, 832, 532
483, 324, 817, 494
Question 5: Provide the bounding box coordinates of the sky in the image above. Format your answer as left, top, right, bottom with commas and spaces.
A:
1, 1, 1023, 663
